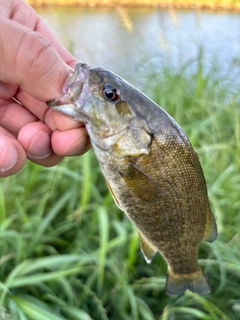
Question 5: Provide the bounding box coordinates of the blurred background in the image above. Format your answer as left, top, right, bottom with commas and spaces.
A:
36, 7, 240, 85
0, 2, 240, 320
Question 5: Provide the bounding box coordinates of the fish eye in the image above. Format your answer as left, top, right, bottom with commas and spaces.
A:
102, 84, 120, 102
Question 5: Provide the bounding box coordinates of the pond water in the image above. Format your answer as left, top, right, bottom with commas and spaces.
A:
36, 7, 240, 85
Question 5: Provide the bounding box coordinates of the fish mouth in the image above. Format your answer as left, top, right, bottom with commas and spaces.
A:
47, 62, 91, 121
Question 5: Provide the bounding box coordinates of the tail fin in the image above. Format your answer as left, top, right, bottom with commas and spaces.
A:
165, 269, 211, 296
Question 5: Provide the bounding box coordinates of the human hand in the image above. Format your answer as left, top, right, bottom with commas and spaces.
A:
0, 0, 90, 178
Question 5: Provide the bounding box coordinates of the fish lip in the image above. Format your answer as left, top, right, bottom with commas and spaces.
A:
47, 62, 91, 110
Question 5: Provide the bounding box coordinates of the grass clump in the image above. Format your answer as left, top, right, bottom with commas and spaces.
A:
0, 53, 240, 319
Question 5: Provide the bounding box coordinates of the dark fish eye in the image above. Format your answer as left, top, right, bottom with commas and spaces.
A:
102, 84, 120, 102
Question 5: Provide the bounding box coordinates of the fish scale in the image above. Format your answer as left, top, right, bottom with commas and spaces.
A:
47, 61, 217, 296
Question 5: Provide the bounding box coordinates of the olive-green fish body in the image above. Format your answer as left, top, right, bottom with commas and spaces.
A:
47, 62, 217, 296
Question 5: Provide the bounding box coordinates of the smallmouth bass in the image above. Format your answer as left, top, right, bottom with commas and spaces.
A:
47, 62, 217, 296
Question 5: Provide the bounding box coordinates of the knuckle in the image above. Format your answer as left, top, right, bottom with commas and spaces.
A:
17, 29, 56, 82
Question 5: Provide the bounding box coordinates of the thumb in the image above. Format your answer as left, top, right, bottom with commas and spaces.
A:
0, 16, 72, 101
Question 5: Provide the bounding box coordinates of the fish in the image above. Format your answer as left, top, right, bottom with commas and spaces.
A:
47, 62, 217, 296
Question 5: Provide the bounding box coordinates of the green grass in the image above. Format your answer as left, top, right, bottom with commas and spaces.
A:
0, 52, 240, 319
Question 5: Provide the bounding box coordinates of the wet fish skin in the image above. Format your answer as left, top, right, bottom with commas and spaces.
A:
47, 62, 217, 296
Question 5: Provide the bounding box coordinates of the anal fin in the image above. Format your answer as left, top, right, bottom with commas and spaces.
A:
202, 210, 217, 243
138, 232, 157, 264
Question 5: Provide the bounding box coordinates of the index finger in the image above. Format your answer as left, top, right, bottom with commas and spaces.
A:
0, 16, 72, 101
1, 0, 76, 68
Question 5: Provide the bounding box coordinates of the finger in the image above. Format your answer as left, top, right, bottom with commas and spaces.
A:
0, 92, 88, 153
51, 127, 91, 156
53, 112, 85, 131
18, 121, 63, 167
0, 98, 37, 137
0, 16, 72, 101
12, 87, 87, 134
0, 81, 18, 100
0, 127, 26, 177
2, 0, 76, 68
52, 112, 91, 156
13, 90, 83, 132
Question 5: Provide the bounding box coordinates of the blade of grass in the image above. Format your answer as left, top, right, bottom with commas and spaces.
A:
14, 296, 66, 320
97, 206, 109, 291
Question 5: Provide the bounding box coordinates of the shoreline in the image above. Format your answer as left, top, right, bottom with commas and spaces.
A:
26, 1, 240, 11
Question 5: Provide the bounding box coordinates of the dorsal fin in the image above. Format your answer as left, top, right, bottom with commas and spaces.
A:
138, 232, 157, 264
202, 210, 217, 243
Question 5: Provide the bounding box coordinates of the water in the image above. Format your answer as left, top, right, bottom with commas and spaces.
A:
36, 7, 240, 85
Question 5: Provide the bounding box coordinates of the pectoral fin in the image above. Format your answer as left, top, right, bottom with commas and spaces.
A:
138, 232, 157, 264
202, 210, 217, 243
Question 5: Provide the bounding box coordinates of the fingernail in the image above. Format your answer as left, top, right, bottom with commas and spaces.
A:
27, 131, 52, 159
0, 141, 19, 172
